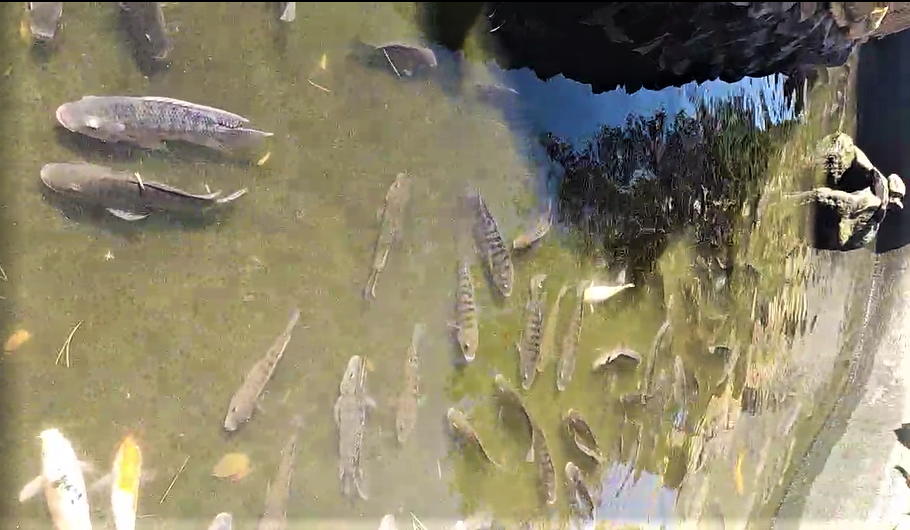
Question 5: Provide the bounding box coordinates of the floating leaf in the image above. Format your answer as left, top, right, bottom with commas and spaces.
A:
211, 453, 250, 481
5, 329, 32, 353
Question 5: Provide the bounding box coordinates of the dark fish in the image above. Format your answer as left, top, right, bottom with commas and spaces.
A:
40, 162, 247, 222
451, 259, 479, 362
277, 2, 296, 22
55, 96, 273, 152
27, 3, 63, 42
352, 41, 438, 79
563, 409, 604, 464
493, 374, 537, 463
895, 423, 910, 450
364, 173, 411, 300
256, 417, 303, 530
556, 282, 587, 391
446, 408, 500, 467
470, 189, 513, 298
119, 3, 171, 64
565, 462, 595, 521
395, 323, 424, 444
532, 424, 557, 505
334, 355, 375, 501
517, 274, 547, 389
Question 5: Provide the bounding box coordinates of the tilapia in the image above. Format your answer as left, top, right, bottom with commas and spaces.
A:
592, 346, 641, 369
556, 282, 587, 392
207, 513, 233, 530
563, 409, 604, 464
256, 417, 303, 530
111, 435, 142, 530
451, 259, 479, 362
364, 173, 411, 300
447, 407, 500, 466
334, 355, 376, 501
532, 424, 557, 505
565, 462, 595, 520
537, 283, 569, 373
224, 309, 301, 432
27, 2, 63, 42
512, 201, 553, 251
471, 189, 513, 298
40, 162, 247, 222
518, 274, 547, 389
493, 374, 537, 463
395, 323, 424, 444
38, 429, 93, 530
278, 2, 296, 22
55, 96, 273, 152
118, 3, 171, 64
353, 41, 438, 78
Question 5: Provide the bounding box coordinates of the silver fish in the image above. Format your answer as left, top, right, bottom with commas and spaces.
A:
364, 173, 411, 300
40, 162, 247, 222
471, 189, 513, 298
563, 409, 604, 464
27, 3, 63, 42
277, 2, 296, 22
224, 309, 301, 432
395, 323, 424, 444
556, 282, 587, 391
512, 201, 553, 251
334, 355, 376, 501
55, 96, 273, 152
518, 274, 547, 389
208, 513, 233, 530
447, 407, 500, 467
119, 3, 171, 62
493, 374, 537, 463
256, 417, 303, 530
537, 283, 569, 373
451, 259, 479, 362
532, 424, 557, 505
565, 462, 595, 520
354, 41, 438, 78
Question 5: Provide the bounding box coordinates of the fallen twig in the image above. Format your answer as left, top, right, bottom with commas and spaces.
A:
410, 512, 427, 530
0, 262, 7, 281
382, 48, 401, 79
307, 79, 331, 93
54, 320, 83, 368
159, 456, 189, 505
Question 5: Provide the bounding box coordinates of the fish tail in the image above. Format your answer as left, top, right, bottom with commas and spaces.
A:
215, 188, 248, 204
213, 126, 274, 150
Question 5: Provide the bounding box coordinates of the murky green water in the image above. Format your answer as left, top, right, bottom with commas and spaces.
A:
0, 3, 870, 530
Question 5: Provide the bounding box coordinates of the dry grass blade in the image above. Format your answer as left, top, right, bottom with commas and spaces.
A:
0, 262, 7, 281
54, 320, 83, 368
410, 512, 427, 530
307, 79, 331, 93
159, 456, 189, 505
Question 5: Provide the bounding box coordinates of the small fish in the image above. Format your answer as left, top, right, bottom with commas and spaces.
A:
38, 429, 93, 530
40, 163, 247, 222
556, 282, 587, 392
471, 189, 513, 298
537, 283, 569, 373
118, 3, 171, 65
451, 259, 479, 362
493, 374, 537, 463
55, 96, 273, 152
582, 272, 634, 311
364, 173, 411, 300
446, 407, 500, 466
532, 424, 557, 505
592, 346, 642, 369
277, 2, 296, 22
27, 2, 63, 42
334, 355, 376, 501
565, 462, 595, 520
111, 435, 142, 530
518, 274, 547, 389
224, 309, 301, 432
512, 202, 553, 251
563, 409, 604, 464
207, 513, 233, 530
256, 417, 303, 530
395, 323, 424, 444
353, 41, 438, 78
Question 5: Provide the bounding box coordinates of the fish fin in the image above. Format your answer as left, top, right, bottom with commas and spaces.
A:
133, 136, 168, 151
364, 395, 378, 409
333, 398, 341, 426
215, 189, 248, 204
18, 475, 45, 503
88, 472, 112, 493
255, 401, 267, 414
138, 96, 250, 124
525, 444, 535, 463
78, 459, 97, 474
355, 467, 369, 500
106, 208, 149, 221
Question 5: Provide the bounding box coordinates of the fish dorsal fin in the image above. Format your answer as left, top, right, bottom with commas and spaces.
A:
137, 96, 250, 125
145, 180, 223, 200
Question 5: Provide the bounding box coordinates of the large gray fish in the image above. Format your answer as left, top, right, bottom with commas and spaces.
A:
27, 3, 63, 42
334, 355, 376, 501
224, 309, 301, 432
208, 513, 233, 530
537, 283, 569, 373
493, 374, 537, 463
532, 423, 557, 505
40, 162, 247, 222
55, 96, 273, 152
563, 409, 604, 464
352, 41, 438, 79
451, 259, 479, 362
470, 189, 513, 298
364, 173, 411, 300
565, 462, 595, 521
446, 407, 500, 467
556, 282, 587, 392
517, 274, 547, 389
256, 417, 303, 530
119, 3, 171, 63
395, 323, 424, 444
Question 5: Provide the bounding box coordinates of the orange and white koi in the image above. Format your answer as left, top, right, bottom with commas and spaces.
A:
111, 435, 142, 530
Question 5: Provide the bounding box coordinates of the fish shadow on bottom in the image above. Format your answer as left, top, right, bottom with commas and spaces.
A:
114, 7, 171, 79
53, 128, 255, 168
